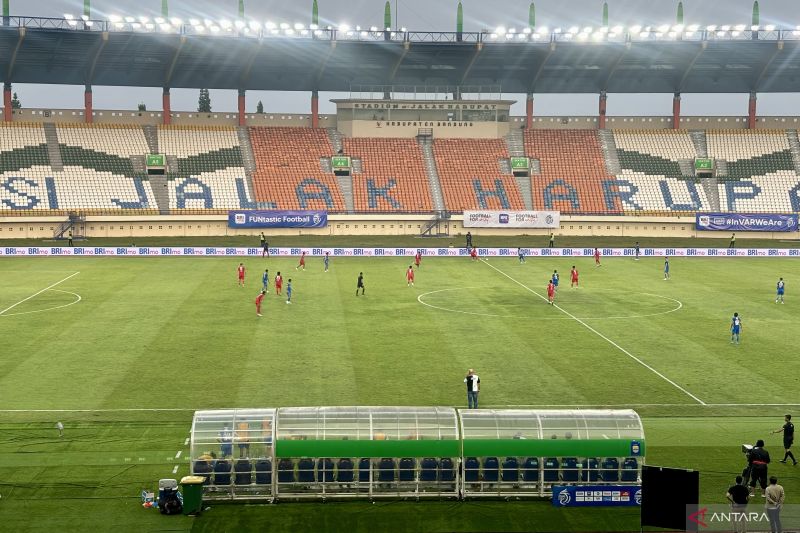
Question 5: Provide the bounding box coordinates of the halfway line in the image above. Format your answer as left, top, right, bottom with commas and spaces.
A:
0, 272, 80, 316
481, 260, 707, 405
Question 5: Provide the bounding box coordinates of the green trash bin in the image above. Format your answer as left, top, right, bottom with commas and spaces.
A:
180, 475, 206, 515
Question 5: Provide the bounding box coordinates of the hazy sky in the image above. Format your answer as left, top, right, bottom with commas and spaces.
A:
8, 0, 800, 116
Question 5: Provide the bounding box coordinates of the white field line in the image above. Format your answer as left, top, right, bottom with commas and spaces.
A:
2, 404, 799, 413
172, 465, 179, 474
481, 259, 707, 406
175, 450, 182, 459
184, 438, 190, 446
0, 272, 80, 316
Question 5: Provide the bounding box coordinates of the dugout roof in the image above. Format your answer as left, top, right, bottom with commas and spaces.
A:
1, 19, 799, 94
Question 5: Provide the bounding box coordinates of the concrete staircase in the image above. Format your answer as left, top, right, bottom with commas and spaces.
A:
505, 129, 525, 157
43, 123, 63, 172
688, 130, 708, 157
165, 155, 180, 174
417, 135, 446, 213
514, 175, 534, 210
327, 128, 344, 154
319, 157, 332, 173
678, 159, 695, 177
142, 125, 159, 154
498, 158, 512, 174
147, 175, 171, 214
351, 158, 363, 174
786, 130, 800, 174
597, 130, 622, 175
236, 126, 257, 174
714, 159, 728, 179
335, 175, 354, 212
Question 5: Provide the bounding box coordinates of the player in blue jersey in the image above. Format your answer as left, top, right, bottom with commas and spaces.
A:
552, 270, 559, 292
634, 241, 640, 260
730, 312, 742, 345
664, 257, 670, 280
286, 279, 293, 304
776, 277, 785, 304
518, 248, 525, 263
262, 269, 269, 291
324, 251, 330, 272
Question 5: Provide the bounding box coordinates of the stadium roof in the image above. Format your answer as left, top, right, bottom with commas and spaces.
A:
1, 18, 799, 94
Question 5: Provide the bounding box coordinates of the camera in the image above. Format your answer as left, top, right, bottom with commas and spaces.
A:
742, 444, 753, 455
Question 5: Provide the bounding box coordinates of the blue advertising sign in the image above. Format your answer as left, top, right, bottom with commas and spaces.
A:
228, 210, 327, 228
552, 485, 642, 507
696, 213, 798, 232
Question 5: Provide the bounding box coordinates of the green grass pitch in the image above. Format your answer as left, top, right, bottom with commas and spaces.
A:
0, 245, 798, 532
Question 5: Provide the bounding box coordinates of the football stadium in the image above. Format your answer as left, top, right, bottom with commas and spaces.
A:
1, 0, 799, 531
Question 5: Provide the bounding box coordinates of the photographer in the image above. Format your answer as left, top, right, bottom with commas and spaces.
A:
748, 439, 770, 498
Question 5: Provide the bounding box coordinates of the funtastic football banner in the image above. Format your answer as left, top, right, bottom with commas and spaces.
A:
463, 211, 560, 229
696, 213, 798, 232
228, 210, 327, 229
2, 247, 800, 257
552, 485, 642, 507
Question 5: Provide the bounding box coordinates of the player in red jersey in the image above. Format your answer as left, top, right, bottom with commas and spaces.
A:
296, 251, 306, 271
470, 247, 478, 261
275, 271, 283, 295
415, 251, 422, 268
237, 263, 246, 287
594, 248, 601, 267
255, 290, 265, 316
406, 265, 415, 286
570, 266, 579, 288
547, 280, 555, 305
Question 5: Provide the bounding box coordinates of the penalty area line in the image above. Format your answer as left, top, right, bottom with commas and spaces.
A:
480, 259, 707, 406
0, 271, 80, 316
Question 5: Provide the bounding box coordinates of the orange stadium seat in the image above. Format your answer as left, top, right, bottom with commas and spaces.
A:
249, 127, 345, 211
343, 138, 432, 212
433, 138, 525, 212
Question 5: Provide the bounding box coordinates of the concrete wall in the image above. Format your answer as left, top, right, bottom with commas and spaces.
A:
0, 214, 790, 240
339, 120, 509, 138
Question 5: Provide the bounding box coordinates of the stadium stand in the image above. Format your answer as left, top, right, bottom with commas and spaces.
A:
523, 130, 620, 214
249, 127, 346, 211
158, 126, 255, 212
343, 138, 433, 212
433, 138, 525, 211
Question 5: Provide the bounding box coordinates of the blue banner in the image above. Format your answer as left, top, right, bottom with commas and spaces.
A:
552, 485, 642, 507
696, 213, 798, 232
228, 210, 327, 228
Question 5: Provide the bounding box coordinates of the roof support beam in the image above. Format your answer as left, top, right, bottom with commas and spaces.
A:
753, 40, 784, 91
389, 41, 410, 81
85, 32, 109, 85
5, 27, 25, 81
528, 41, 555, 92
459, 41, 483, 84
676, 41, 707, 92
164, 35, 187, 88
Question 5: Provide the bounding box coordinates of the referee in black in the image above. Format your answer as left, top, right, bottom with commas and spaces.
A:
773, 414, 797, 465
748, 439, 770, 497
356, 272, 365, 296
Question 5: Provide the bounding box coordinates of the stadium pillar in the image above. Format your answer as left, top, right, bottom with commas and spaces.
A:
311, 90, 319, 129
238, 89, 246, 127
598, 91, 607, 129
672, 93, 681, 129
162, 88, 171, 125
3, 82, 11, 122
525, 93, 534, 129
84, 85, 93, 124
748, 91, 757, 129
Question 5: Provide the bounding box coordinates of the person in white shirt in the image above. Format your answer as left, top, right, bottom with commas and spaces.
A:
464, 369, 480, 409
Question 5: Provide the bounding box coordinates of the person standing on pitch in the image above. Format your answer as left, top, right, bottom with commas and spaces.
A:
324, 251, 330, 272
286, 279, 293, 304
773, 414, 797, 465
466, 231, 473, 250
237, 263, 246, 287
262, 269, 269, 292
664, 257, 670, 280
56, 421, 64, 438
726, 475, 750, 533
255, 290, 265, 317
730, 233, 736, 249
776, 278, 785, 304
764, 476, 784, 533
406, 265, 415, 286
634, 241, 640, 260
297, 251, 306, 271
731, 312, 743, 345
549, 232, 555, 248
547, 279, 556, 305
68, 230, 73, 247
415, 250, 422, 269
570, 266, 579, 288
594, 247, 601, 267
464, 369, 480, 409
260, 232, 269, 258
748, 439, 770, 497
518, 247, 525, 263
356, 272, 365, 296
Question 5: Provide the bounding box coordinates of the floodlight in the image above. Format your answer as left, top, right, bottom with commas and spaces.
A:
360, 31, 367, 37
654, 32, 663, 38
131, 22, 141, 29
385, 27, 391, 31
489, 33, 498, 39
309, 23, 318, 30
294, 22, 304, 30
716, 30, 725, 37
194, 25, 205, 32
369, 25, 378, 32
731, 30, 741, 37
568, 26, 579, 34
765, 24, 775, 31
706, 24, 717, 31
139, 16, 150, 24
508, 28, 517, 34
155, 17, 165, 24
285, 28, 294, 35
608, 32, 617, 38
793, 30, 800, 36
210, 25, 220, 32
639, 31, 650, 38
720, 25, 730, 31
189, 18, 200, 26
235, 20, 246, 29
599, 26, 609, 33
264, 21, 276, 29
270, 29, 279, 35
125, 16, 136, 23
300, 29, 309, 35
278, 22, 288, 29
170, 18, 183, 26
346, 30, 354, 36
160, 23, 172, 32
667, 31, 676, 38
518, 33, 527, 40
611, 25, 623, 34
505, 33, 513, 39
582, 26, 592, 33
355, 25, 361, 31
249, 21, 261, 30
399, 26, 407, 32
64, 13, 74, 19
314, 29, 323, 36
204, 19, 213, 27
553, 27, 561, 33
592, 32, 603, 40
220, 19, 232, 29
687, 24, 699, 32
577, 32, 588, 40
81, 14, 89, 21
685, 31, 695, 37
658, 24, 670, 33
672, 24, 684, 32
532, 32, 540, 39
145, 23, 154, 30
495, 26, 506, 35
86, 20, 94, 27
108, 15, 121, 23
734, 24, 746, 31
628, 25, 642, 34
114, 22, 124, 29
338, 23, 350, 32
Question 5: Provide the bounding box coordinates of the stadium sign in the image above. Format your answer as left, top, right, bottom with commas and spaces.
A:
463, 210, 560, 229
552, 486, 641, 507
227, 210, 327, 228
696, 213, 798, 232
